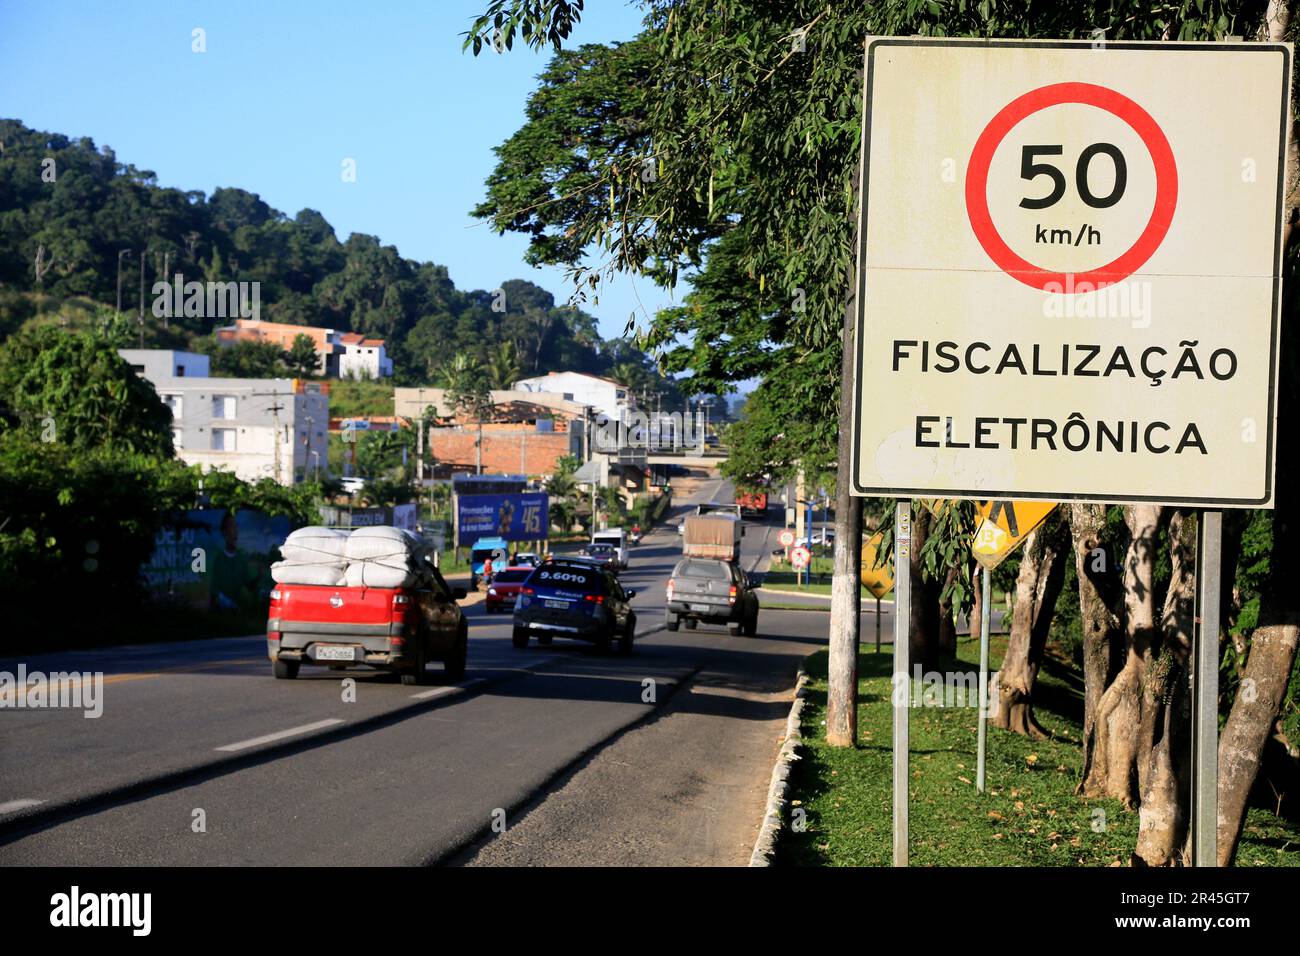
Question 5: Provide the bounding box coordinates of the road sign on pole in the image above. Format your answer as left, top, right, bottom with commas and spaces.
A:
790, 545, 812, 570
971, 499, 1059, 570
850, 38, 1291, 507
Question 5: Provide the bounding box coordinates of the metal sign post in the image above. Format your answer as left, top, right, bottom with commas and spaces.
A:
976, 565, 992, 793
892, 499, 911, 867
1192, 510, 1223, 867
875, 596, 882, 653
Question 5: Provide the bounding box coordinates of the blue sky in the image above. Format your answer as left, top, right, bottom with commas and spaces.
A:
0, 0, 678, 343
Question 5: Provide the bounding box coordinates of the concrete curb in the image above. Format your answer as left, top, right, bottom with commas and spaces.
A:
748, 661, 810, 867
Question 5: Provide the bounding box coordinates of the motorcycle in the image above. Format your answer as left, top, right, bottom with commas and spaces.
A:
629, 526, 642, 545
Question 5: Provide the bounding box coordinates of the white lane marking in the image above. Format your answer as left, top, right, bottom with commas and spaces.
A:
0, 798, 44, 815
410, 677, 485, 700
410, 686, 458, 701
214, 718, 343, 753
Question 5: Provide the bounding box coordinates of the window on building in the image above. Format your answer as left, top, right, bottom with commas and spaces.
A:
175, 366, 186, 376
162, 394, 183, 418
212, 395, 236, 419
211, 428, 236, 451
172, 427, 183, 450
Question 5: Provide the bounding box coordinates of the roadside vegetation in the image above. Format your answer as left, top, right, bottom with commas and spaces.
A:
779, 639, 1299, 867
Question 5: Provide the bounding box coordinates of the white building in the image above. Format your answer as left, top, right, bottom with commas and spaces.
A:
513, 371, 634, 421
119, 348, 210, 380
336, 333, 393, 380
153, 377, 328, 485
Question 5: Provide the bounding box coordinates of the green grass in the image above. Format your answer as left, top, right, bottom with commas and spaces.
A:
328, 379, 395, 419
777, 636, 1300, 867
764, 555, 861, 596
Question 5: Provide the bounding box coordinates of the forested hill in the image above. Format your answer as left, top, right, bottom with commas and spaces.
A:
0, 119, 674, 393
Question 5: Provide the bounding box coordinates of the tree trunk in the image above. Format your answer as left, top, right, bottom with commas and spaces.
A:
1071, 503, 1123, 754
1134, 511, 1197, 866
908, 508, 941, 672
825, 129, 866, 748
1080, 504, 1162, 805
991, 517, 1069, 737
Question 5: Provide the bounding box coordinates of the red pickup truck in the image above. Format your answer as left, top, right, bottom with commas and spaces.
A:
267, 565, 467, 685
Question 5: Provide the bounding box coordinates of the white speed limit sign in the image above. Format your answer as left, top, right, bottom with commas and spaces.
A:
851, 38, 1291, 507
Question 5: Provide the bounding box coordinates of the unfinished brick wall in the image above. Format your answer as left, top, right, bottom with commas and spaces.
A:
428, 426, 573, 476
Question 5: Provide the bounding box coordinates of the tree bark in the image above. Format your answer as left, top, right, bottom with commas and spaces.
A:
1080, 504, 1162, 805
991, 517, 1069, 737
825, 99, 867, 748
1134, 511, 1197, 866
908, 508, 941, 672
1071, 503, 1123, 756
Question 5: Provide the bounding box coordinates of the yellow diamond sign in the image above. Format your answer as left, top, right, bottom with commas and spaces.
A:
971, 500, 1058, 570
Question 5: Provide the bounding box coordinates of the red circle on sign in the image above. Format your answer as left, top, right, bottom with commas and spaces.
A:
965, 82, 1178, 292
791, 546, 811, 569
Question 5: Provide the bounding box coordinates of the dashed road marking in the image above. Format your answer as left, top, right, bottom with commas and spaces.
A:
0, 798, 44, 815
214, 718, 344, 753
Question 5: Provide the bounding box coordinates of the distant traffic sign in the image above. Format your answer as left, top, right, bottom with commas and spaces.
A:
790, 546, 812, 570
851, 38, 1291, 507
779, 528, 796, 548
860, 532, 894, 598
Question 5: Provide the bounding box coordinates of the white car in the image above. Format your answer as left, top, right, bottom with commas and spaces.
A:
340, 476, 366, 495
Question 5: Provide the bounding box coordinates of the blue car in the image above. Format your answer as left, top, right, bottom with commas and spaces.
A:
512, 559, 638, 653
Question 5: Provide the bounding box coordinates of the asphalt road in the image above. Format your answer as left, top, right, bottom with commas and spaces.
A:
0, 476, 865, 866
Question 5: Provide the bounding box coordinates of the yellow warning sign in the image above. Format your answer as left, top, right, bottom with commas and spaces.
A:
860, 531, 894, 599
971, 500, 1058, 570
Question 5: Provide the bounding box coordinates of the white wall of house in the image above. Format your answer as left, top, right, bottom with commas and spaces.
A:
119, 349, 210, 381
337, 342, 393, 379
513, 371, 632, 420
150, 377, 329, 486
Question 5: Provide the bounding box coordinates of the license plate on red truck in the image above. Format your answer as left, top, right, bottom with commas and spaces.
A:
315, 645, 356, 662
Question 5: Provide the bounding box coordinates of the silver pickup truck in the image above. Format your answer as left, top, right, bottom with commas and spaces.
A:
664, 557, 759, 636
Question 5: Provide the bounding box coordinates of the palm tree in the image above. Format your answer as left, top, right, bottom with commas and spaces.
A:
442, 352, 494, 474
487, 340, 521, 391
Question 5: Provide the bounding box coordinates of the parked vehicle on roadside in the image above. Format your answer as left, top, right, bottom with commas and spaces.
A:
484, 566, 534, 613
665, 557, 759, 636
268, 559, 468, 684
512, 559, 638, 653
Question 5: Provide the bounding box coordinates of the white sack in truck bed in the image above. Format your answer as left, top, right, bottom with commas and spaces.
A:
343, 526, 424, 589
271, 562, 346, 586
682, 514, 741, 560
279, 526, 349, 566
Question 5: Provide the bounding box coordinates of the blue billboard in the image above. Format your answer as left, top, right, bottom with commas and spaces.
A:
457, 492, 549, 542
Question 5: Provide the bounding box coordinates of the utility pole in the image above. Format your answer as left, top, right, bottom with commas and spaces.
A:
161, 251, 170, 329
138, 249, 146, 347
117, 249, 131, 315
252, 388, 292, 484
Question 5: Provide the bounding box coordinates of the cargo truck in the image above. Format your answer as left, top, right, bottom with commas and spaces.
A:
682, 513, 743, 563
